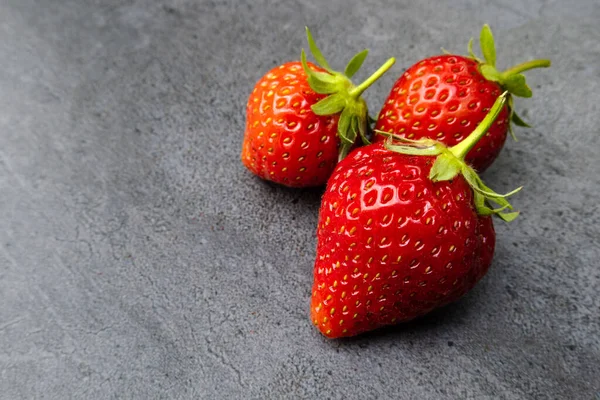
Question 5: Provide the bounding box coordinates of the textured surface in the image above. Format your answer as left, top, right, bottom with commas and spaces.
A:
1, 0, 599, 398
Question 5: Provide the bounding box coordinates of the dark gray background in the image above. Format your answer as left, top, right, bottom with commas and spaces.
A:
1, 0, 599, 398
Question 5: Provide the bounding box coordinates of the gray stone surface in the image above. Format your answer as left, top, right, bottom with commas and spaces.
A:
1, 0, 599, 398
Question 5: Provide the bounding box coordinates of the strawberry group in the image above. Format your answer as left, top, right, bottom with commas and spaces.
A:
241, 28, 395, 187
375, 25, 550, 172
240, 25, 550, 339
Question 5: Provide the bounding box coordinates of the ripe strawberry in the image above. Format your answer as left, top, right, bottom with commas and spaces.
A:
374, 24, 550, 172
241, 28, 395, 187
311, 93, 519, 338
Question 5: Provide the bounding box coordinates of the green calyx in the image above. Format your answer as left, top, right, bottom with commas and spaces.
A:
383, 92, 521, 222
468, 24, 551, 140
301, 27, 396, 161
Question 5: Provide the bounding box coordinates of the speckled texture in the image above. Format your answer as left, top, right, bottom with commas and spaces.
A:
1, 0, 598, 399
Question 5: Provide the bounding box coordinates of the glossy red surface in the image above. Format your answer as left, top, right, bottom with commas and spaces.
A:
241, 61, 340, 187
375, 55, 509, 172
311, 143, 495, 338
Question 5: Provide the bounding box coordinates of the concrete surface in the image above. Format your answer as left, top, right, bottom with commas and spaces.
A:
1, 0, 599, 398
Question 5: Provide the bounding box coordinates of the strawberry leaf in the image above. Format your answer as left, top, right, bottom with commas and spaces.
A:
344, 49, 369, 79
503, 73, 533, 98
462, 165, 522, 220
305, 27, 334, 73
467, 38, 483, 62
506, 96, 519, 141
508, 93, 530, 132
479, 64, 502, 83
479, 24, 496, 67
496, 210, 520, 222
508, 123, 518, 142
312, 93, 347, 115
338, 109, 358, 160
357, 114, 370, 145
307, 77, 339, 94
468, 24, 550, 138
301, 28, 395, 161
467, 38, 475, 58
301, 49, 336, 83
468, 168, 522, 201
350, 115, 359, 139
511, 109, 531, 127
384, 136, 444, 156
429, 152, 462, 182
337, 107, 353, 143
473, 192, 510, 217
301, 49, 339, 94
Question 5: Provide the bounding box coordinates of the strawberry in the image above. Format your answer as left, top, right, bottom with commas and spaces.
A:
374, 24, 550, 172
241, 28, 395, 187
311, 93, 520, 338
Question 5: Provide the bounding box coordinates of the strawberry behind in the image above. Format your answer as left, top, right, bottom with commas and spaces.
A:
375, 25, 550, 172
375, 55, 509, 172
241, 61, 340, 187
241, 28, 395, 188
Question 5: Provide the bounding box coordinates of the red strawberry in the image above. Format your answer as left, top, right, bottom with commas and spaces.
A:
241, 28, 395, 187
311, 93, 519, 338
374, 24, 550, 172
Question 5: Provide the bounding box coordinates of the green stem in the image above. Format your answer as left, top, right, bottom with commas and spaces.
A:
502, 59, 551, 76
349, 57, 396, 98
338, 143, 353, 162
450, 92, 508, 160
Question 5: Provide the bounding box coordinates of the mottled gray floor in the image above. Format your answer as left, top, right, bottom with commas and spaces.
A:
1, 0, 599, 399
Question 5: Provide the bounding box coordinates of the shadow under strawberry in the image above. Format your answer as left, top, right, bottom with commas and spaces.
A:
253, 177, 326, 209
330, 291, 483, 344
